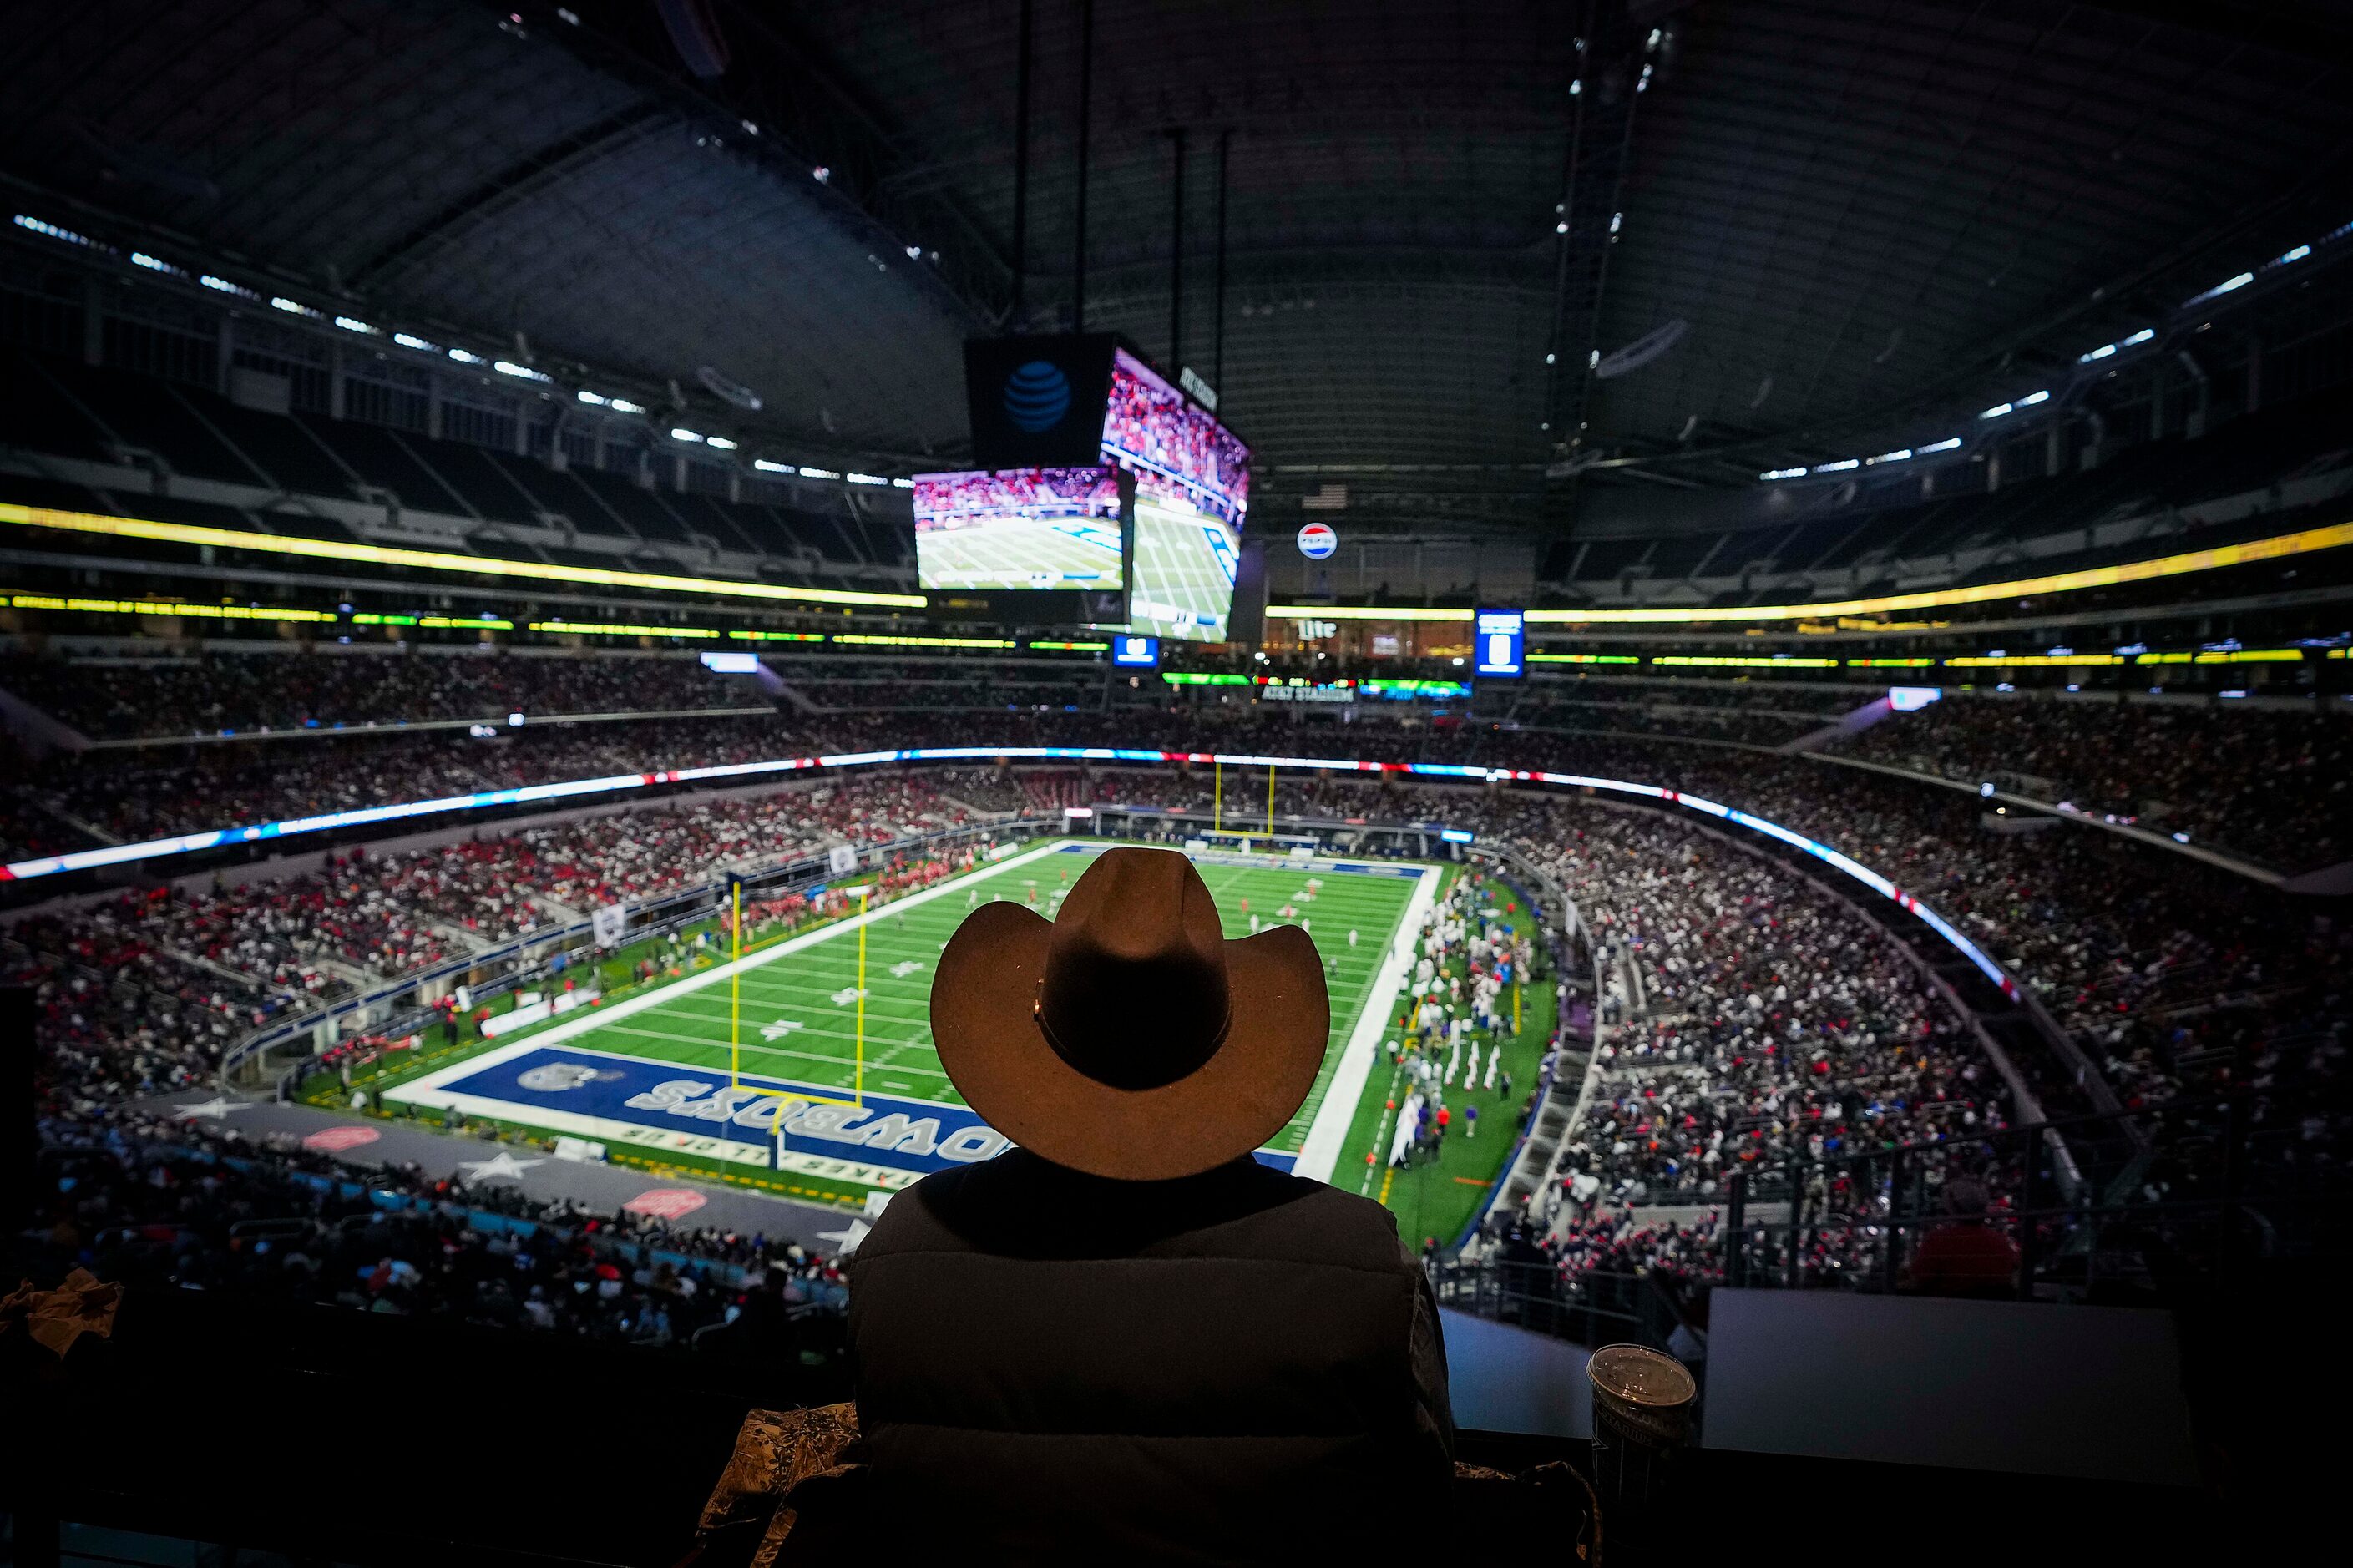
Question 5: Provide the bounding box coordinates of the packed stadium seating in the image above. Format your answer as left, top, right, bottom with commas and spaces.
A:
1842, 693, 2353, 868
28, 1110, 847, 1348
0, 649, 767, 740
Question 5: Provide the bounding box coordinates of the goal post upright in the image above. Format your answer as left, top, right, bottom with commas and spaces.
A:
855, 885, 869, 1107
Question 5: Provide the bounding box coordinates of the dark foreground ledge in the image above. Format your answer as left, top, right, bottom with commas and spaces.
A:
2, 1288, 2233, 1565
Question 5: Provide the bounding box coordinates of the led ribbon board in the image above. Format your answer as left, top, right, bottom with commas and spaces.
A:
0, 746, 2015, 999
0, 503, 926, 609
1265, 518, 2353, 625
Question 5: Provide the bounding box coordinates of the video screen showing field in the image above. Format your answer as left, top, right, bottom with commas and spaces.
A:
1126, 484, 1241, 641
913, 467, 1125, 592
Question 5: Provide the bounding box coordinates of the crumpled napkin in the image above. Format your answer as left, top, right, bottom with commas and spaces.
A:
1, 1269, 124, 1358
696, 1403, 863, 1566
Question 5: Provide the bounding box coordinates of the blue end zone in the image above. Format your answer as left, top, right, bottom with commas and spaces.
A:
387, 1042, 1299, 1186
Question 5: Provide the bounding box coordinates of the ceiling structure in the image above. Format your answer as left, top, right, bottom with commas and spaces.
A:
3, 0, 2350, 542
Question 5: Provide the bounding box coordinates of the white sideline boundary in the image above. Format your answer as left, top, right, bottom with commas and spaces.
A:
1292, 862, 1444, 1185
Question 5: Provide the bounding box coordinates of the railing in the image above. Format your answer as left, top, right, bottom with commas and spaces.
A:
1428, 1256, 1674, 1349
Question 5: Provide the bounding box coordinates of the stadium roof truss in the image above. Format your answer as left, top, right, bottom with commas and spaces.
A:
0, 0, 2348, 535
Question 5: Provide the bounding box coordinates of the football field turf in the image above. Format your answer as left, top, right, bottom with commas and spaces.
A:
917, 515, 1124, 589
383, 840, 1435, 1198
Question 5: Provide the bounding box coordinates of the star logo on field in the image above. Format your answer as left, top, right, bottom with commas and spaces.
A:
830, 986, 870, 1006
888, 960, 922, 978
455, 1151, 544, 1183
172, 1096, 252, 1120
815, 1218, 872, 1254
761, 1019, 805, 1040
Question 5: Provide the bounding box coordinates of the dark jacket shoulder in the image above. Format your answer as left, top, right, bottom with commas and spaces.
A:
859, 1147, 1410, 1272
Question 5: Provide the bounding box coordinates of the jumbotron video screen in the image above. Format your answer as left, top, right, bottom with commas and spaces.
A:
1101, 348, 1250, 642
1125, 477, 1243, 641
911, 466, 1126, 593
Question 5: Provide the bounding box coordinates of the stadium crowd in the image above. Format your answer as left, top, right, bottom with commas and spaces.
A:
10, 699, 2336, 1118
10, 776, 978, 1110
9, 693, 2340, 1346
0, 650, 760, 741
26, 1110, 847, 1351
1538, 807, 1998, 1200
1844, 693, 2353, 869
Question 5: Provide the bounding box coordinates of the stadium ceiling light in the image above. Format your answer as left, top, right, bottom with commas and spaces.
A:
1556, 220, 1569, 234
1570, 78, 1582, 95
495, 359, 551, 383
578, 390, 609, 405
448, 348, 487, 365
1814, 458, 1860, 472
845, 471, 889, 485
130, 251, 181, 275
333, 316, 379, 334
1545, 352, 1556, 364
2078, 343, 2117, 362
671, 427, 705, 443
2278, 244, 2311, 264
2183, 271, 2253, 307
14, 214, 99, 247
892, 478, 914, 488
0, 502, 928, 609
2122, 328, 2154, 346
751, 459, 791, 473
1979, 402, 2014, 419
706, 436, 739, 451
1758, 466, 1808, 480
798, 466, 842, 480
904, 245, 922, 260
392, 332, 439, 352
609, 397, 646, 414
270, 296, 318, 317
200, 274, 254, 297
1918, 437, 1962, 453
2016, 389, 2050, 407
1865, 448, 1912, 464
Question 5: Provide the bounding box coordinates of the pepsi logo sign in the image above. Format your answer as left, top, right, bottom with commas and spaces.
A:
1297, 522, 1338, 560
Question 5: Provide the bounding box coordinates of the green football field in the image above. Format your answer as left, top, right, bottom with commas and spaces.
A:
916, 514, 1125, 590
372, 840, 1435, 1201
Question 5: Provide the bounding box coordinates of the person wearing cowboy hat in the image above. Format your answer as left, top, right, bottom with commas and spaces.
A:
849, 847, 1453, 1560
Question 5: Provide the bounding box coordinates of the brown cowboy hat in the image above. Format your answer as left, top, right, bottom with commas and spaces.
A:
930, 847, 1330, 1181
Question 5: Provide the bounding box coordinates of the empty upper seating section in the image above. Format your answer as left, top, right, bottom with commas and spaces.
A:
2, 350, 891, 572
1543, 384, 2353, 593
